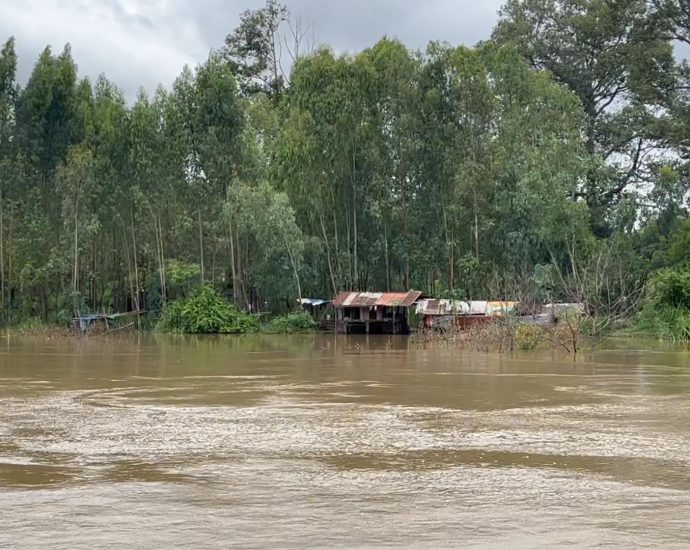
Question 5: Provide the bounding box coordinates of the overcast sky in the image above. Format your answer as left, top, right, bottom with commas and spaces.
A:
2, 0, 504, 102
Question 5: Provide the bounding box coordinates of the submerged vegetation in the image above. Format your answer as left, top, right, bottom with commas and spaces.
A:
415, 316, 585, 354
156, 285, 258, 334
2, 0, 690, 337
262, 312, 317, 334
156, 285, 315, 334
635, 269, 690, 341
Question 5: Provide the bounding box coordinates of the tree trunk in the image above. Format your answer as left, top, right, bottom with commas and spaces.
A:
319, 215, 337, 296
92, 237, 97, 311
351, 144, 358, 289
235, 226, 248, 308
0, 189, 4, 327
227, 208, 239, 305
344, 193, 352, 288
132, 220, 141, 329
6, 210, 12, 331
449, 226, 454, 292
281, 232, 302, 303
384, 223, 390, 292
212, 247, 217, 285
153, 213, 166, 307
473, 190, 480, 265
122, 227, 135, 312
198, 209, 205, 283
442, 202, 452, 291
161, 218, 167, 304
399, 142, 410, 290
73, 203, 79, 294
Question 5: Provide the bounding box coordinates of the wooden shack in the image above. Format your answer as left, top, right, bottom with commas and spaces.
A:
415, 300, 517, 331
333, 291, 423, 334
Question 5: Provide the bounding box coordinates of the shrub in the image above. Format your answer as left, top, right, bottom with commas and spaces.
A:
157, 285, 258, 334
146, 260, 202, 314
635, 268, 690, 341
166, 260, 201, 300
650, 269, 690, 309
263, 312, 316, 334
515, 324, 544, 351
637, 304, 690, 342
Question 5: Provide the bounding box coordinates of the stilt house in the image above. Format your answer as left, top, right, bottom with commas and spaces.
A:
333, 291, 423, 334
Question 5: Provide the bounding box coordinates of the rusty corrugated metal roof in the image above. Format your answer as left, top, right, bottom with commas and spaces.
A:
333, 291, 423, 308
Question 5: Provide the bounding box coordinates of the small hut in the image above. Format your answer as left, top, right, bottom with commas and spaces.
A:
72, 311, 143, 334
298, 298, 331, 317
415, 300, 517, 331
332, 291, 423, 334
298, 298, 334, 331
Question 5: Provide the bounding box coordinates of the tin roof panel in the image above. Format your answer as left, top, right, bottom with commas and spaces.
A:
416, 299, 517, 316
333, 291, 422, 308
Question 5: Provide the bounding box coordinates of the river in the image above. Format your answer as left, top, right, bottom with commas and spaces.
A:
1, 334, 690, 549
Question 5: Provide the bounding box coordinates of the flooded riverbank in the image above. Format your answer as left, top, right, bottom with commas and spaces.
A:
1, 335, 690, 548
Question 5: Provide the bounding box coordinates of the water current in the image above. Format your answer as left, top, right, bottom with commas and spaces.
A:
1, 335, 690, 548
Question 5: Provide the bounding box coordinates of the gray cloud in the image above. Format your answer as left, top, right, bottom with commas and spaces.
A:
1, 0, 504, 102
288, 0, 502, 53
109, 1, 156, 30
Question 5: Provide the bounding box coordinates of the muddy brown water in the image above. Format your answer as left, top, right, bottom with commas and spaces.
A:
1, 334, 690, 549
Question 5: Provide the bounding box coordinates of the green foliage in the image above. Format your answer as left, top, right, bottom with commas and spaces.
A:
262, 312, 316, 334
11, 317, 55, 334
665, 219, 690, 268
649, 269, 690, 309
637, 305, 690, 342
493, 0, 675, 235
3, 0, 690, 330
166, 260, 201, 300
635, 268, 690, 341
515, 324, 545, 351
224, 0, 289, 98
157, 285, 258, 334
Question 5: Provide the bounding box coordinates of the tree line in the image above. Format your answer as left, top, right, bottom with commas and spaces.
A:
1, 0, 690, 328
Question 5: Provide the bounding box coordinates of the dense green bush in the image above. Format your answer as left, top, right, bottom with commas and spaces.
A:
649, 269, 690, 309
166, 260, 202, 300
515, 324, 544, 351
146, 261, 202, 315
157, 285, 257, 334
637, 305, 690, 342
262, 312, 316, 334
636, 269, 690, 341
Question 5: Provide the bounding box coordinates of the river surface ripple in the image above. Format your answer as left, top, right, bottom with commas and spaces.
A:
1, 335, 690, 549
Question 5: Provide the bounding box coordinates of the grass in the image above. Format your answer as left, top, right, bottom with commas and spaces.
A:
633, 305, 690, 342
